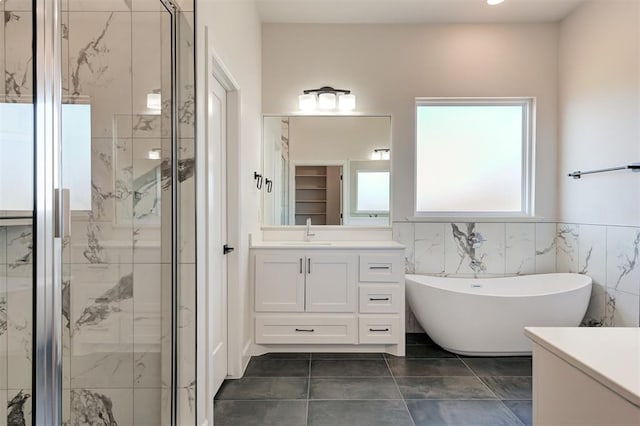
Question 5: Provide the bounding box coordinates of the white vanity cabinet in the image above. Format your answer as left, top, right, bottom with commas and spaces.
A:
251, 242, 405, 355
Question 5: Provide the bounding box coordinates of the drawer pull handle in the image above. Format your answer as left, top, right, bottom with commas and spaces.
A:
295, 328, 314, 332
369, 297, 390, 301
369, 266, 390, 270
370, 328, 390, 332
299, 258, 303, 274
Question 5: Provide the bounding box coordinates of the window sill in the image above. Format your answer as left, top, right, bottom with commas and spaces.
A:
405, 216, 547, 223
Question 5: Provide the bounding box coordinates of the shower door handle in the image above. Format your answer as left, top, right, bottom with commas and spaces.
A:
54, 188, 71, 239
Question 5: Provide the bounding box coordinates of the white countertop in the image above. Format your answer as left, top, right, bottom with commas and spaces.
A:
525, 327, 640, 407
250, 240, 405, 249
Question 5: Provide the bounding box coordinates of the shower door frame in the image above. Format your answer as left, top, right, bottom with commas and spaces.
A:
32, 0, 182, 424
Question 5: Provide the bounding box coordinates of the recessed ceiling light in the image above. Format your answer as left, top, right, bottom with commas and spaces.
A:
487, 0, 505, 5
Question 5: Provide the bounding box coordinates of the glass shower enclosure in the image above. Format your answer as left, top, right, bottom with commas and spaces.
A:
0, 0, 196, 423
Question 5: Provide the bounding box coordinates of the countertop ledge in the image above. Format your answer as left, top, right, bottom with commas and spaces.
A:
250, 240, 405, 249
525, 327, 640, 407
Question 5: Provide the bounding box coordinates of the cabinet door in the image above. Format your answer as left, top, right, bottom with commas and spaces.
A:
255, 254, 305, 312
305, 254, 358, 312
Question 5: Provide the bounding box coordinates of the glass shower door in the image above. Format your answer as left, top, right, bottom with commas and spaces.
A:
59, 2, 176, 424
0, 0, 35, 423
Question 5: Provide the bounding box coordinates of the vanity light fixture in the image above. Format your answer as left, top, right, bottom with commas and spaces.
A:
298, 86, 356, 112
487, 0, 505, 5
371, 148, 390, 161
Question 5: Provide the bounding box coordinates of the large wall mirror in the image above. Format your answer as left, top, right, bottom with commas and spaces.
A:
262, 115, 391, 226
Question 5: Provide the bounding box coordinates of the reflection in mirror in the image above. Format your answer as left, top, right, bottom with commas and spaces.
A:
262, 115, 391, 226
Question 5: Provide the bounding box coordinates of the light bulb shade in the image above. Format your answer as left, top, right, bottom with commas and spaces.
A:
318, 93, 337, 110
147, 93, 162, 110
338, 94, 356, 111
371, 151, 382, 161
487, 0, 504, 5
381, 150, 390, 160
298, 94, 316, 111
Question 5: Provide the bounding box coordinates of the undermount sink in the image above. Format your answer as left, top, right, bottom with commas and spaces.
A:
281, 241, 333, 246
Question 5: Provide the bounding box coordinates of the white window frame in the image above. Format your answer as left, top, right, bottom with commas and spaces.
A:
413, 97, 535, 219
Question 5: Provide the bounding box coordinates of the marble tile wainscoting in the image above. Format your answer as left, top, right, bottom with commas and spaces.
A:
393, 222, 640, 332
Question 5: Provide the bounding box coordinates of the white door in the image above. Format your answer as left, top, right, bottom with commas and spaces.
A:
305, 254, 358, 312
207, 73, 228, 396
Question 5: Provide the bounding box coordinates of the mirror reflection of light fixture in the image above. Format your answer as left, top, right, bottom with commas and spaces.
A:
487, 0, 505, 5
298, 86, 355, 112
146, 93, 162, 114
148, 148, 161, 160
371, 148, 390, 161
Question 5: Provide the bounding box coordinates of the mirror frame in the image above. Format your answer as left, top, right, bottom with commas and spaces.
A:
261, 113, 394, 229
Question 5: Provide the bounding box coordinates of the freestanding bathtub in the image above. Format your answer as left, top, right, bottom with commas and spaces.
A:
405, 273, 592, 356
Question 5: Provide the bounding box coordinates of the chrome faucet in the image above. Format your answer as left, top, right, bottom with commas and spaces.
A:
305, 217, 316, 242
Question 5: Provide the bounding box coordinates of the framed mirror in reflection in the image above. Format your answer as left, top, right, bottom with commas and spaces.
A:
262, 115, 391, 227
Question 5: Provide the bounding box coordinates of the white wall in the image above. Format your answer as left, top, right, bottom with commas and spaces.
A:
288, 116, 391, 162
262, 23, 560, 221
196, 0, 262, 378
558, 0, 640, 227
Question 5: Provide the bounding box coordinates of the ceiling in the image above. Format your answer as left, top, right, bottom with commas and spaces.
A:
256, 0, 586, 24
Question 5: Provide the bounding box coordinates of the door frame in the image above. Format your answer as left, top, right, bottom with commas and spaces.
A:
196, 29, 241, 426
289, 160, 348, 225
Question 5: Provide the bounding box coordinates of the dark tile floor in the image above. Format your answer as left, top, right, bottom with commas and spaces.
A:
214, 334, 532, 426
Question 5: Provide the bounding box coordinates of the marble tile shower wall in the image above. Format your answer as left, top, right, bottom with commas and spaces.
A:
1, 0, 195, 424
393, 222, 640, 333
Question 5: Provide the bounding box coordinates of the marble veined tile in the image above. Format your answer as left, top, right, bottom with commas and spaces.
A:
67, 0, 132, 11
133, 264, 162, 388
134, 388, 162, 426
70, 218, 134, 265
3, 0, 33, 11
578, 225, 607, 286
178, 263, 196, 388
0, 227, 7, 265
70, 388, 133, 426
444, 223, 505, 276
0, 390, 6, 423
179, 384, 196, 425
6, 264, 32, 389
556, 224, 579, 273
5, 226, 32, 267
414, 223, 445, 274
534, 222, 557, 273
69, 264, 134, 388
392, 222, 414, 274
132, 12, 164, 138
68, 11, 132, 138
505, 223, 535, 275
0, 265, 7, 388
4, 10, 33, 103
606, 226, 640, 296
7, 389, 31, 426
605, 288, 640, 327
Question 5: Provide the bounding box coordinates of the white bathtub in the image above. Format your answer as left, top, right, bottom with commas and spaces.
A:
405, 273, 592, 356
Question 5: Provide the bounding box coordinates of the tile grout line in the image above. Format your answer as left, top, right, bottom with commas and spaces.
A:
384, 355, 416, 426
457, 357, 526, 426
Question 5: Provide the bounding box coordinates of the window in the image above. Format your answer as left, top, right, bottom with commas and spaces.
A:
415, 98, 533, 216
356, 170, 390, 212
349, 160, 390, 218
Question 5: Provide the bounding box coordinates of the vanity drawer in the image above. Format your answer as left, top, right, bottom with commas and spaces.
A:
359, 284, 402, 314
255, 315, 357, 344
358, 315, 401, 344
359, 254, 403, 282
